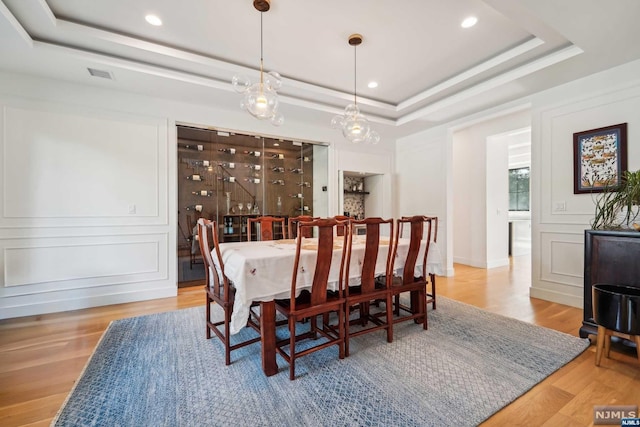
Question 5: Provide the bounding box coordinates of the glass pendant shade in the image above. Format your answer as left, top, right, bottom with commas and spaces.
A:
331, 35, 379, 144
331, 105, 380, 144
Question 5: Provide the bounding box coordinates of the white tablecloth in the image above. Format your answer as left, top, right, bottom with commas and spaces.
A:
213, 237, 443, 334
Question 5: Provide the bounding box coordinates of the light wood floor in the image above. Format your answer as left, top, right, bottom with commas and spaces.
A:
1, 257, 639, 426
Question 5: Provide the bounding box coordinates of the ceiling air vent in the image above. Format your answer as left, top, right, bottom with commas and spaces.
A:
87, 68, 113, 80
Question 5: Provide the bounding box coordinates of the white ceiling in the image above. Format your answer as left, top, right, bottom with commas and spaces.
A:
1, 0, 640, 140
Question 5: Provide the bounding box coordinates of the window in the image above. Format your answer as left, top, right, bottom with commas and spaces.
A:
509, 167, 530, 211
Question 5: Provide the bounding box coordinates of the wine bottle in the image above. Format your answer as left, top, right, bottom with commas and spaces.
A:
179, 143, 204, 151
220, 162, 235, 169
271, 179, 285, 185
272, 167, 285, 173
289, 168, 304, 174
192, 190, 212, 197
290, 193, 303, 199
245, 178, 261, 184
185, 204, 203, 212
271, 153, 285, 159
246, 164, 261, 171
218, 148, 236, 154
218, 176, 236, 183
298, 182, 311, 187
244, 150, 261, 157
297, 156, 311, 162
186, 174, 202, 181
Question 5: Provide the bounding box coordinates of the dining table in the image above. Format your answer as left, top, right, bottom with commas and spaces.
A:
213, 235, 443, 376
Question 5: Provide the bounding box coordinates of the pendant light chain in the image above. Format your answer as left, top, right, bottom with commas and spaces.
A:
353, 44, 357, 106
260, 12, 264, 85
330, 33, 380, 144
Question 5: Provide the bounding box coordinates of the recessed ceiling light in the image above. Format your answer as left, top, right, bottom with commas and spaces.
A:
367, 81, 378, 89
145, 14, 162, 26
273, 142, 279, 146
461, 16, 478, 28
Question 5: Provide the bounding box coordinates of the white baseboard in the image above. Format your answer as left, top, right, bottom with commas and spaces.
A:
486, 258, 509, 269
0, 286, 177, 319
529, 286, 583, 309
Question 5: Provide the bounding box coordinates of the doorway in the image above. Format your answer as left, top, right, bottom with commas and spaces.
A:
451, 118, 531, 269
339, 171, 385, 219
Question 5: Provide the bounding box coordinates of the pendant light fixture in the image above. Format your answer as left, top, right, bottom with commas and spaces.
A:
232, 0, 284, 126
331, 34, 380, 144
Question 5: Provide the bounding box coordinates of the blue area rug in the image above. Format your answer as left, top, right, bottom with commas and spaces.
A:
52, 297, 589, 426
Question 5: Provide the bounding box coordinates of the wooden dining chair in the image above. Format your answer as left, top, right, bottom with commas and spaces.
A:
198, 218, 260, 365
274, 218, 348, 380
333, 215, 351, 236
288, 215, 319, 239
247, 216, 287, 241
186, 213, 203, 269
343, 217, 395, 356
400, 215, 438, 309
389, 215, 434, 330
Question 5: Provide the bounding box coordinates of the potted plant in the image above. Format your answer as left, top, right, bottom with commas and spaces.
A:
592, 169, 640, 230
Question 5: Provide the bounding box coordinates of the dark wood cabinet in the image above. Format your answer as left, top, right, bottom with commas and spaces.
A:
581, 229, 640, 338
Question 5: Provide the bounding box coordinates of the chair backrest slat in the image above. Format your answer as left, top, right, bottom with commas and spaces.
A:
348, 217, 394, 294
288, 215, 318, 238
333, 215, 350, 236
197, 218, 229, 301
290, 218, 348, 310
247, 216, 287, 241
395, 216, 434, 283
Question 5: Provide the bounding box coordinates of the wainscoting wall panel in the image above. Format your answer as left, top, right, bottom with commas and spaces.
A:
531, 73, 640, 309
0, 97, 174, 319
0, 103, 168, 228
2, 234, 165, 289
539, 232, 583, 285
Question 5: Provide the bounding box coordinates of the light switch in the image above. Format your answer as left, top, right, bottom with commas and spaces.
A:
128, 204, 136, 214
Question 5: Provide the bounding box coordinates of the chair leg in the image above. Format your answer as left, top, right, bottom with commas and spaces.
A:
224, 307, 232, 366
289, 317, 296, 380
345, 303, 351, 357
430, 273, 436, 310
422, 291, 428, 330
635, 335, 640, 363
595, 325, 606, 366
205, 293, 212, 340
338, 306, 345, 360
386, 294, 393, 343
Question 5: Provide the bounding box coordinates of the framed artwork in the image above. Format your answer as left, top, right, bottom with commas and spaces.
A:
573, 123, 627, 194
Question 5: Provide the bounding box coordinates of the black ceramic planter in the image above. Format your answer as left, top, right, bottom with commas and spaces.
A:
593, 284, 640, 335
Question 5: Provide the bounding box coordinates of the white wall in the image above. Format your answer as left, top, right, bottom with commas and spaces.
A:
396, 57, 640, 309
452, 127, 484, 267
486, 136, 509, 268
0, 71, 395, 319
395, 129, 452, 276
529, 59, 640, 307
